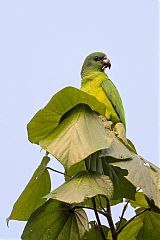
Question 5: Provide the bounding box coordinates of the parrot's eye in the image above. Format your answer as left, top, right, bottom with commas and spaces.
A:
93, 56, 100, 61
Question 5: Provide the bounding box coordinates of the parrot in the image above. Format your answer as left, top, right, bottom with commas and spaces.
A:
80, 52, 126, 130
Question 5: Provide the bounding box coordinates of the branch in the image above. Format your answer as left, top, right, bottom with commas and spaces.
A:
47, 167, 71, 178
105, 197, 117, 240
116, 200, 130, 231
92, 198, 106, 240
117, 208, 151, 234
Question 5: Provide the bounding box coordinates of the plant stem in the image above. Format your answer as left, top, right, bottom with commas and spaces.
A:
105, 197, 117, 240
47, 167, 71, 178
116, 200, 130, 231
117, 208, 150, 234
92, 198, 106, 240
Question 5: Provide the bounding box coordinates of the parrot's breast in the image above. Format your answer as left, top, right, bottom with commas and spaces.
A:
81, 73, 120, 123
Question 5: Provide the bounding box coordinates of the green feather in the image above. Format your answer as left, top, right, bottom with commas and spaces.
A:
101, 79, 126, 129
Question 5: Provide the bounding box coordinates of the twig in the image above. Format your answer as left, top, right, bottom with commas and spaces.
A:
116, 200, 130, 231
117, 208, 151, 234
92, 198, 106, 240
105, 197, 117, 240
47, 167, 71, 178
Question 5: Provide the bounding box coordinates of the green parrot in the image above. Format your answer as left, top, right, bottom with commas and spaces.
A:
80, 52, 126, 130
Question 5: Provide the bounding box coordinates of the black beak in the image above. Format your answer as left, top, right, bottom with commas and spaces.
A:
102, 56, 111, 70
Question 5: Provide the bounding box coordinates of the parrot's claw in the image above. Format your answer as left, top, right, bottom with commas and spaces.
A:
113, 122, 128, 145
99, 115, 113, 130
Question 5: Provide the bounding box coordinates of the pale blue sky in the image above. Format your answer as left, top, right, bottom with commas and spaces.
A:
0, 0, 158, 238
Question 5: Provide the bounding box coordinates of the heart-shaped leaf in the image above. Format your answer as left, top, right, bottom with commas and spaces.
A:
27, 87, 106, 144
22, 200, 89, 240
9, 156, 51, 221
136, 210, 160, 240
40, 105, 113, 169
116, 210, 160, 240
45, 170, 113, 203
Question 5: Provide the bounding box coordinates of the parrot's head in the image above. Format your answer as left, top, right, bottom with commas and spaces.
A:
81, 52, 111, 78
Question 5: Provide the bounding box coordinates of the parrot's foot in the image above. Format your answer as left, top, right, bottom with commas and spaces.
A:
99, 115, 113, 130
113, 122, 128, 145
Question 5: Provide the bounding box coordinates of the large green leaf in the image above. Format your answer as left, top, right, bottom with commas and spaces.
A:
111, 155, 160, 207
117, 215, 143, 240
9, 156, 51, 221
136, 211, 160, 240
27, 87, 106, 144
66, 155, 135, 202
85, 154, 136, 200
117, 210, 160, 240
130, 192, 149, 209
40, 105, 112, 169
104, 164, 136, 200
45, 170, 113, 203
65, 162, 122, 208
100, 133, 133, 160
22, 200, 89, 240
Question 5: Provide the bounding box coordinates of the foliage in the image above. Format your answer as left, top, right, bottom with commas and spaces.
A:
22, 200, 89, 240
9, 87, 160, 239
9, 156, 51, 221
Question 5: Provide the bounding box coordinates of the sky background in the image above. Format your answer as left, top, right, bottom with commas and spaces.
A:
0, 0, 159, 239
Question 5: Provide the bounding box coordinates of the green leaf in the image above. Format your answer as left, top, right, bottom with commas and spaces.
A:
111, 155, 160, 207
106, 164, 136, 200
130, 192, 149, 209
22, 200, 89, 240
100, 133, 133, 160
85, 221, 109, 240
66, 153, 135, 202
117, 210, 160, 240
45, 170, 113, 203
9, 156, 51, 221
127, 138, 137, 153
40, 105, 112, 169
85, 155, 136, 200
27, 87, 106, 144
117, 215, 143, 240
136, 211, 160, 240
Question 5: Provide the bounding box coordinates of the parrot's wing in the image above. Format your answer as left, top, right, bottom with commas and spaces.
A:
101, 79, 126, 129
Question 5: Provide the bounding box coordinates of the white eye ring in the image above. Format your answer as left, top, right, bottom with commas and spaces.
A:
103, 57, 109, 64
